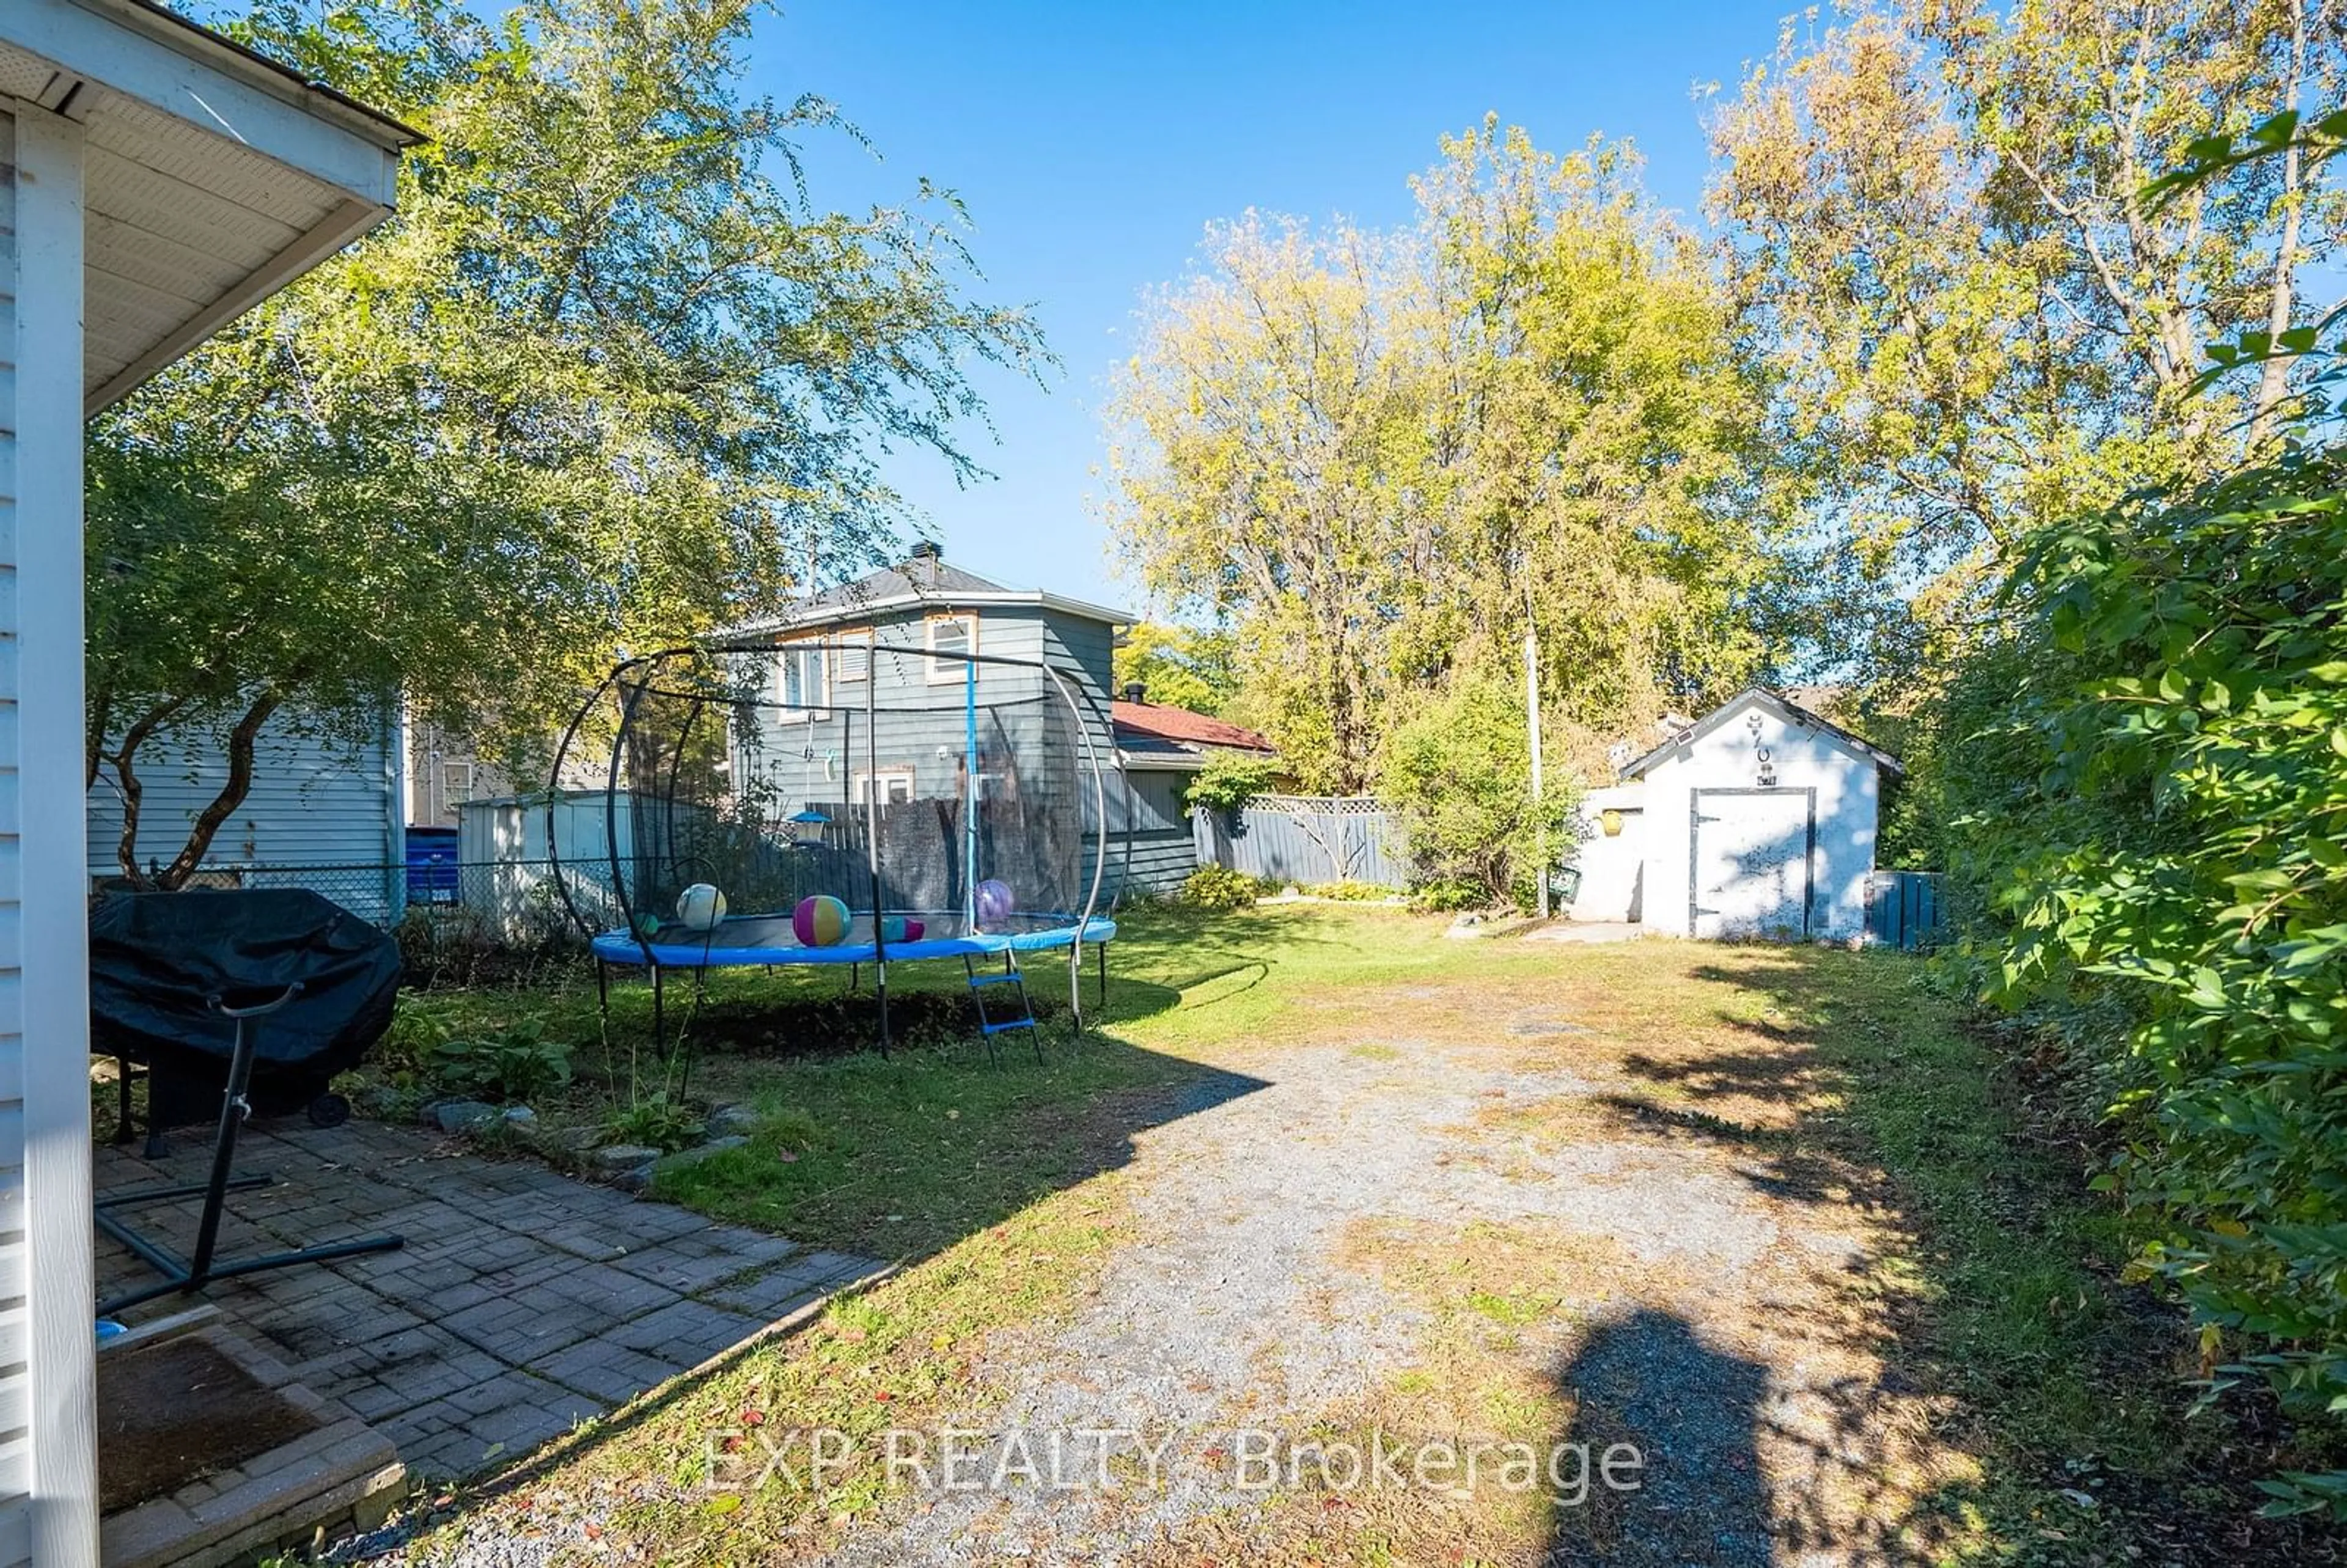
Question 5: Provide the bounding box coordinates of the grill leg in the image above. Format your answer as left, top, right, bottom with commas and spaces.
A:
95, 984, 404, 1317
187, 1011, 263, 1283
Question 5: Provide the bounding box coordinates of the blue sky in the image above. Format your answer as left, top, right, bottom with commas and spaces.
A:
747, 1, 1797, 614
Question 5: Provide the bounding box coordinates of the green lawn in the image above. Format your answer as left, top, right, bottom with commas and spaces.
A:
379, 906, 2336, 1565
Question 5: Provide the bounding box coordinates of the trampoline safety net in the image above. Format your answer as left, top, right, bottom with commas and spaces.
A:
551, 640, 1114, 961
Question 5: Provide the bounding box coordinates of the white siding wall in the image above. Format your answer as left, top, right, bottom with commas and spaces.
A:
0, 105, 30, 1568
85, 711, 404, 921
1636, 698, 1880, 940
1566, 783, 1648, 923
10, 101, 97, 1568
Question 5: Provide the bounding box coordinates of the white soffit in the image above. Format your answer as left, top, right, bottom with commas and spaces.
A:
1, 0, 421, 411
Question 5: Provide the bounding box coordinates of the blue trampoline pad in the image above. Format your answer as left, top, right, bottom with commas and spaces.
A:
590, 910, 1115, 969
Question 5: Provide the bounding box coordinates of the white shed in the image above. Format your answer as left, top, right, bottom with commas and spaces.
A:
455, 790, 635, 939
1567, 688, 1901, 942
0, 5, 414, 1562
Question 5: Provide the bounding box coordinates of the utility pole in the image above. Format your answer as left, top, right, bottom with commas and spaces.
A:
1524, 577, 1548, 919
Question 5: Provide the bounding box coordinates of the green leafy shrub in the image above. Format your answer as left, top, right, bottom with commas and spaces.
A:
1179, 865, 1265, 910
1378, 668, 1575, 908
430, 1019, 572, 1104
373, 1008, 449, 1084
1184, 749, 1284, 815
1406, 877, 1488, 914
397, 903, 583, 991
1939, 444, 2347, 1506
602, 1094, 703, 1154
1305, 879, 1393, 901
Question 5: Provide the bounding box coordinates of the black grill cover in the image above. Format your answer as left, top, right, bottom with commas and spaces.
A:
90, 889, 402, 1083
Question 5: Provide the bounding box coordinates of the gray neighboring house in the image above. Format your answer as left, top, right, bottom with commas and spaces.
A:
405, 709, 603, 829
407, 713, 517, 830
86, 706, 407, 922
1108, 686, 1277, 894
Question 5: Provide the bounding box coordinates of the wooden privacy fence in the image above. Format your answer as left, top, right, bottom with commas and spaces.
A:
1194, 795, 1408, 888
1865, 870, 1945, 950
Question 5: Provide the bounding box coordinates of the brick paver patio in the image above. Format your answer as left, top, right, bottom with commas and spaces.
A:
95, 1119, 887, 1481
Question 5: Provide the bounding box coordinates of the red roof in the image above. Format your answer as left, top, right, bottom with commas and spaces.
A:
1111, 701, 1275, 754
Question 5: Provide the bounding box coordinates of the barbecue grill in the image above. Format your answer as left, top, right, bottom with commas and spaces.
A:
90, 888, 405, 1314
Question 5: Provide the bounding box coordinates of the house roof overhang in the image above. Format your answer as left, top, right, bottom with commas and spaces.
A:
1117, 749, 1209, 772
2, 0, 422, 412
1111, 702, 1274, 755
1618, 686, 1904, 781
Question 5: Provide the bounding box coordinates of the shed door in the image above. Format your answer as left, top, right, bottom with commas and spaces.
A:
1690, 788, 1815, 940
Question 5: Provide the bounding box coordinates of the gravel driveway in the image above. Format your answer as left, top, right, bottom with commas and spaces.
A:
822, 1027, 1953, 1566
369, 947, 1972, 1566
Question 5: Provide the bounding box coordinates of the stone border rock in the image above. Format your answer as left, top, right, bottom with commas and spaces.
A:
418, 1098, 770, 1199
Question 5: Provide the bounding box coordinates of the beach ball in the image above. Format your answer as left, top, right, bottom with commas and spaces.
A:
878, 917, 927, 943
793, 894, 851, 947
974, 878, 1016, 923
674, 883, 727, 932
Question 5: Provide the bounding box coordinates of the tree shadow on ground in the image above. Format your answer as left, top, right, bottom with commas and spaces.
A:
1577, 953, 2346, 1567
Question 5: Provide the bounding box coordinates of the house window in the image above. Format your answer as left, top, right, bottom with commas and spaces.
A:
438, 761, 474, 819
853, 768, 917, 805
774, 640, 828, 719
926, 614, 977, 683
834, 628, 872, 684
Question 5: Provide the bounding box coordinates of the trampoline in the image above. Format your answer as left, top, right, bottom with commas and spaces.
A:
551, 636, 1127, 1057
588, 913, 1117, 970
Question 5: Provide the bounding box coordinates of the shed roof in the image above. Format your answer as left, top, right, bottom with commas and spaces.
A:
1618, 686, 1903, 780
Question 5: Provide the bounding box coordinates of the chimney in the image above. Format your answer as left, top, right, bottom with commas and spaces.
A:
909, 538, 942, 588
1122, 681, 1146, 705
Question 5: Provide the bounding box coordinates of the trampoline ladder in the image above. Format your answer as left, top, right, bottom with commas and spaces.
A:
963, 953, 1043, 1066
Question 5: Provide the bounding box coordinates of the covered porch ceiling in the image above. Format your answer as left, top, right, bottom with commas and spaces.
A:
1, 0, 420, 411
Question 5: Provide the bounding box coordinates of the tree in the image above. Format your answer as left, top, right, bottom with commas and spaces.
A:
1378, 667, 1575, 907
1708, 0, 2347, 677
1103, 125, 1776, 813
87, 0, 1046, 884
1410, 123, 1775, 768
1905, 88, 2347, 1507
1103, 214, 1428, 792
1112, 622, 1238, 715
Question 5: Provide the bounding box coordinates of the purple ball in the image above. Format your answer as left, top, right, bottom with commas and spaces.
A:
974, 878, 1016, 923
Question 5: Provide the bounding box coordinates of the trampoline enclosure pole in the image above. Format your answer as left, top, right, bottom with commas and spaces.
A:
964, 656, 979, 931
865, 653, 889, 1053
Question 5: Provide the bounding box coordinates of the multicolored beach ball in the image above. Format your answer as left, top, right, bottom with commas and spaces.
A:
674, 883, 727, 932
793, 894, 852, 947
